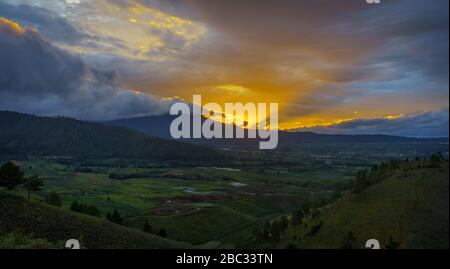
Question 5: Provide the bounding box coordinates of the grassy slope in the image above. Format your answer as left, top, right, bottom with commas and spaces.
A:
0, 192, 190, 249
300, 162, 449, 249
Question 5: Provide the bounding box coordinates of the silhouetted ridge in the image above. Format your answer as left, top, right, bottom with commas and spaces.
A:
0, 111, 221, 161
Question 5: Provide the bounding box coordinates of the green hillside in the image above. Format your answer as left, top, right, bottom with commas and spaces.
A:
0, 191, 191, 249
298, 160, 449, 249
0, 111, 221, 161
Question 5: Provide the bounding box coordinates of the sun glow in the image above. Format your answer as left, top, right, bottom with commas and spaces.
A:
384, 114, 404, 120
0, 17, 25, 34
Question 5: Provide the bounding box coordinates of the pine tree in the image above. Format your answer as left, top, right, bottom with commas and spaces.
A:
385, 236, 399, 249
0, 161, 24, 190
108, 210, 123, 225
85, 205, 101, 217
341, 231, 358, 249
263, 221, 272, 240
353, 169, 370, 193
430, 153, 442, 167
23, 175, 44, 200
279, 216, 289, 234
291, 208, 305, 226
143, 220, 153, 234
301, 202, 311, 216
159, 228, 167, 238
270, 221, 281, 243
70, 201, 81, 212
46, 191, 62, 207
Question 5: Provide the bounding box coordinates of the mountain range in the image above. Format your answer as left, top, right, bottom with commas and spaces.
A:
0, 111, 221, 161
106, 114, 449, 148
0, 111, 447, 160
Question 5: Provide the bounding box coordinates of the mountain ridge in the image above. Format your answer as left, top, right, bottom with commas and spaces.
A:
105, 114, 449, 146
0, 111, 222, 161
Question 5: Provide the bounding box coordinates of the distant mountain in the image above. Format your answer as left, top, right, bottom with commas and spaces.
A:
105, 114, 449, 148
106, 114, 176, 139
106, 114, 261, 148
279, 131, 448, 144
0, 111, 221, 161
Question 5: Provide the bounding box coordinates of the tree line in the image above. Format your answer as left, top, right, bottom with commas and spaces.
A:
0, 161, 43, 200
351, 152, 447, 194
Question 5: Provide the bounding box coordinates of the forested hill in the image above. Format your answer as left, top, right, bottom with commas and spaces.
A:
0, 111, 221, 161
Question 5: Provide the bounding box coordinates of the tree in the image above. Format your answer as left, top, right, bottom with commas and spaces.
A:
263, 221, 272, 240
106, 212, 112, 221
143, 220, 153, 234
311, 208, 320, 218
70, 200, 81, 212
430, 153, 443, 167
385, 236, 399, 249
353, 169, 370, 193
306, 221, 323, 237
285, 243, 299, 249
46, 191, 61, 207
85, 205, 101, 217
371, 164, 379, 173
301, 202, 311, 216
159, 228, 167, 238
112, 210, 123, 225
341, 231, 358, 249
23, 175, 44, 200
107, 210, 123, 225
0, 161, 24, 190
269, 221, 282, 243
390, 160, 400, 170
330, 190, 342, 203
279, 216, 289, 234
71, 201, 101, 217
291, 208, 305, 226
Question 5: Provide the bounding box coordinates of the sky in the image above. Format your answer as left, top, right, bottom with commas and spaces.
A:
0, 0, 448, 137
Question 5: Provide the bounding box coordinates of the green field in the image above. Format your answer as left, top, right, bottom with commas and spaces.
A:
1, 142, 447, 249
8, 157, 352, 247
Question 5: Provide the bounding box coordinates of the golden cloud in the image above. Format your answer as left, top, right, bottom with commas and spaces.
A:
0, 17, 25, 34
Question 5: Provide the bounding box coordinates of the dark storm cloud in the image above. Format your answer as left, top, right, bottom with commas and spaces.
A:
298, 110, 449, 138
0, 18, 171, 120
151, 0, 448, 79
0, 1, 86, 44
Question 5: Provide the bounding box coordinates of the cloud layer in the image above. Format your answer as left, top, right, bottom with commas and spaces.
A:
0, 0, 448, 137
0, 17, 172, 120
297, 110, 449, 138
